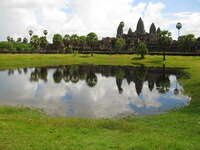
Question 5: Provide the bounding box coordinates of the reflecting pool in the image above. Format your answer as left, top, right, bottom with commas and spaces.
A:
0, 65, 191, 118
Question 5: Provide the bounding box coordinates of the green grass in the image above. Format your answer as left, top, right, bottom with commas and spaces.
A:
0, 54, 200, 150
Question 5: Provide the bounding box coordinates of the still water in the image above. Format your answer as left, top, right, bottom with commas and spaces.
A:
0, 65, 190, 118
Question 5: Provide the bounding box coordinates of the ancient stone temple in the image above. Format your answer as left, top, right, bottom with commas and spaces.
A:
116, 17, 160, 50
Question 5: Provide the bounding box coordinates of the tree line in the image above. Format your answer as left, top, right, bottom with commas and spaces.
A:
0, 29, 200, 56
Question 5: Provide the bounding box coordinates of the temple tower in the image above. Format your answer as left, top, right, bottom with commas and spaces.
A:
136, 18, 145, 34
149, 23, 157, 42
117, 22, 125, 38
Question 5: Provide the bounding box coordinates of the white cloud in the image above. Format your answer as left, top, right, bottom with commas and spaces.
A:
0, 0, 200, 41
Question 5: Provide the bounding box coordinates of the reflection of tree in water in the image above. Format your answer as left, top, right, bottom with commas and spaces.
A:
69, 65, 80, 83
86, 67, 98, 88
17, 69, 22, 74
30, 68, 48, 82
53, 68, 63, 84
23, 68, 28, 74
30, 68, 39, 82
174, 77, 180, 95
156, 64, 170, 94
39, 68, 48, 82
134, 65, 148, 96
115, 69, 125, 94
63, 67, 71, 83
148, 80, 154, 91
6, 65, 188, 96
8, 69, 15, 76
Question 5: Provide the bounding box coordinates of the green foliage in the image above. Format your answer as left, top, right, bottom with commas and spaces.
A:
136, 42, 148, 59
0, 42, 33, 52
63, 34, 71, 48
87, 32, 98, 56
79, 36, 87, 50
0, 42, 14, 51
70, 34, 79, 51
53, 34, 64, 51
115, 38, 126, 50
178, 34, 197, 52
29, 30, 33, 37
43, 30, 48, 36
14, 43, 33, 51
39, 36, 48, 50
23, 37, 28, 44
17, 37, 22, 43
159, 30, 172, 49
30, 35, 40, 50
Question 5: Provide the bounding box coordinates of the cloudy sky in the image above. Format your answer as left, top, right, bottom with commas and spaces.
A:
0, 0, 200, 41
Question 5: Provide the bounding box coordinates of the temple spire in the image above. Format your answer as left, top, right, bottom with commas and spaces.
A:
128, 28, 133, 35
136, 17, 145, 34
117, 21, 125, 38
157, 27, 161, 34
150, 23, 156, 34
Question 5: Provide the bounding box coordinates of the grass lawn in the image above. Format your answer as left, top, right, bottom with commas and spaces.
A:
0, 54, 199, 150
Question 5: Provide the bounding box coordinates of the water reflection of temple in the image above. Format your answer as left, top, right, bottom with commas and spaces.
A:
7, 65, 189, 96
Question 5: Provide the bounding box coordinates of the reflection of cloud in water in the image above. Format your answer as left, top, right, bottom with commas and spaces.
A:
0, 69, 190, 118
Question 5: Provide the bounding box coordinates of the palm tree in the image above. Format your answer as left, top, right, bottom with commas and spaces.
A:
136, 42, 148, 59
53, 34, 64, 52
63, 34, 71, 49
176, 22, 182, 39
7, 36, 11, 42
29, 30, 33, 37
79, 36, 87, 51
43, 30, 48, 37
30, 35, 40, 50
70, 34, 79, 52
159, 30, 172, 61
29, 30, 33, 43
39, 36, 48, 50
86, 32, 98, 56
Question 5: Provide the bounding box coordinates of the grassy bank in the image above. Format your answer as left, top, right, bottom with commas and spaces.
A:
0, 54, 200, 150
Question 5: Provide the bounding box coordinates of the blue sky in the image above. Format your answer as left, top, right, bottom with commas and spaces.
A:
134, 0, 200, 13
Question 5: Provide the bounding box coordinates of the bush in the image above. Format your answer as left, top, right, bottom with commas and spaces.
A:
14, 43, 33, 52
0, 42, 33, 52
0, 42, 15, 51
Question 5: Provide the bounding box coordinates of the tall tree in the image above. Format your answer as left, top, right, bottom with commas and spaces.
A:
40, 36, 48, 50
115, 38, 126, 51
159, 30, 172, 61
86, 32, 98, 56
63, 34, 71, 49
23, 37, 28, 44
43, 30, 48, 37
17, 37, 22, 43
30, 35, 40, 50
136, 42, 148, 59
79, 36, 87, 50
70, 34, 79, 52
53, 34, 64, 52
7, 36, 11, 42
178, 34, 196, 52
